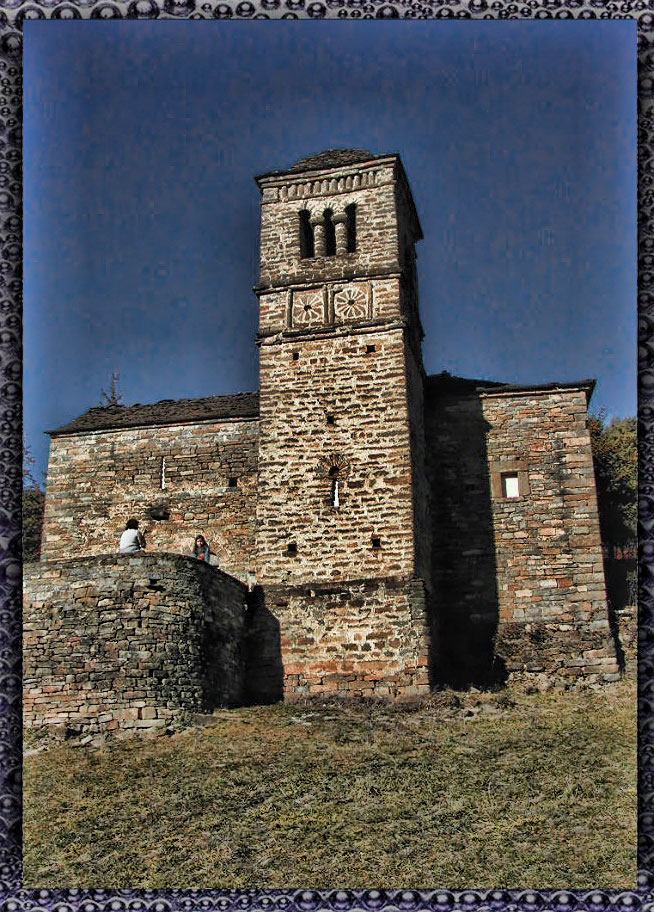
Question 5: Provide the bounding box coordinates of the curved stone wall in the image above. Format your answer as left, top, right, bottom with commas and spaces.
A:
23, 553, 247, 733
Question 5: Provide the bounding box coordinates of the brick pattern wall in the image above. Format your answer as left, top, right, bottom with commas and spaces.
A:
254, 155, 431, 697
23, 554, 247, 732
41, 418, 258, 584
256, 329, 416, 585
262, 578, 431, 698
426, 386, 619, 684
257, 161, 401, 293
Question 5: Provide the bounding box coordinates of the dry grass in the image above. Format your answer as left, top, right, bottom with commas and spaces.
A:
23, 678, 636, 889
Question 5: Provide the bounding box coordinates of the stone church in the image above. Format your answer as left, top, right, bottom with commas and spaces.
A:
24, 150, 620, 732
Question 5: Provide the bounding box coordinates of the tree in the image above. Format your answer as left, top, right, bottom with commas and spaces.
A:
23, 439, 45, 562
589, 411, 637, 558
100, 371, 123, 407
22, 486, 45, 562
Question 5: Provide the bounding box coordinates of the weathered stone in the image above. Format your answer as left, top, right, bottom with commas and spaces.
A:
24, 554, 246, 732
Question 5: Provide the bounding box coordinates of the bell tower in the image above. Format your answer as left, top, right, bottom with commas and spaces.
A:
254, 149, 432, 698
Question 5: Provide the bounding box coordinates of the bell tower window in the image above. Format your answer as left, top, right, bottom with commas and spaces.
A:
323, 209, 336, 257
346, 203, 356, 253
299, 209, 314, 259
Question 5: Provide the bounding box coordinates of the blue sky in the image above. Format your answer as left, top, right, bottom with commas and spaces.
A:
23, 21, 637, 484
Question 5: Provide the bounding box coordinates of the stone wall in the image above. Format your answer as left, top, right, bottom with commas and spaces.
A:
41, 418, 258, 584
256, 159, 407, 293
256, 328, 417, 585
23, 554, 247, 733
259, 577, 431, 698
425, 382, 619, 685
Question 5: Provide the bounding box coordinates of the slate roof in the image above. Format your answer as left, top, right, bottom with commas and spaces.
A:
288, 149, 379, 172
48, 391, 260, 437
425, 372, 596, 402
256, 149, 388, 180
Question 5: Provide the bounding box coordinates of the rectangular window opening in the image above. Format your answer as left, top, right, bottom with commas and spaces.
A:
366, 344, 376, 354
286, 542, 298, 556
228, 477, 238, 488
326, 414, 335, 426
292, 351, 299, 361
371, 536, 381, 550
501, 473, 520, 499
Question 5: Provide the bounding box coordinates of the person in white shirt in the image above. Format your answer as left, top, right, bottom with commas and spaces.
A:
119, 518, 146, 554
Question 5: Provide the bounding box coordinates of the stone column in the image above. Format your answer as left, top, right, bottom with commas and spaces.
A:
311, 218, 326, 257
334, 213, 348, 255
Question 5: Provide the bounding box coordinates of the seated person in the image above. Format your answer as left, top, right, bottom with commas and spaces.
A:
119, 519, 146, 553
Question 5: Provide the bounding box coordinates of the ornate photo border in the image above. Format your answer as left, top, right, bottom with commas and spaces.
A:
3, 9, 646, 909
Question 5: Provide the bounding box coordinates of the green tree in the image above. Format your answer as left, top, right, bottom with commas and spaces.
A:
588, 412, 637, 558
22, 485, 45, 562
23, 439, 45, 562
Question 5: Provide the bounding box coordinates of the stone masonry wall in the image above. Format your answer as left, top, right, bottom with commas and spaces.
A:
41, 418, 258, 584
23, 554, 247, 733
254, 154, 431, 698
257, 160, 401, 292
261, 577, 431, 698
256, 328, 417, 585
426, 385, 619, 685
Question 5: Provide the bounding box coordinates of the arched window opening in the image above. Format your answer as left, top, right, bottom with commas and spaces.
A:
299, 210, 314, 259
345, 204, 356, 253
323, 209, 336, 257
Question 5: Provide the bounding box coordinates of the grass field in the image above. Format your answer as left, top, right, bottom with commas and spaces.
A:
23, 678, 636, 890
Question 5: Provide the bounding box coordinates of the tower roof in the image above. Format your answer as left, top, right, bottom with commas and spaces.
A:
288, 149, 381, 173
255, 148, 391, 181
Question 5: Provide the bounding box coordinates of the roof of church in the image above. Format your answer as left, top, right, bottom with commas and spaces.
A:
288, 149, 381, 172
425, 372, 596, 401
255, 148, 389, 180
48, 391, 260, 437
49, 375, 595, 437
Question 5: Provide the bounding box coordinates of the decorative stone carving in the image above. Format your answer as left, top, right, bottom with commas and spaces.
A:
318, 452, 351, 479
333, 283, 370, 322
293, 288, 325, 326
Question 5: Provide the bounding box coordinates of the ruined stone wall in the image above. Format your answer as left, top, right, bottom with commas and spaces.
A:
23, 554, 247, 732
260, 577, 431, 698
426, 385, 619, 685
41, 418, 258, 584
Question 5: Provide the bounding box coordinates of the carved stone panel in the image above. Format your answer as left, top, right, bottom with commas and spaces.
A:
333, 282, 371, 323
292, 287, 326, 327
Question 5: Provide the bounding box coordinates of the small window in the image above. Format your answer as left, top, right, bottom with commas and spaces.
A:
330, 478, 340, 508
292, 351, 299, 361
501, 473, 520, 499
286, 542, 298, 556
299, 210, 314, 259
366, 344, 376, 354
326, 414, 335, 426
160, 456, 166, 490
324, 208, 336, 257
346, 204, 356, 253
371, 536, 381, 550
228, 477, 238, 488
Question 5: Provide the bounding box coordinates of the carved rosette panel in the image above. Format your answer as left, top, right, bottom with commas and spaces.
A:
333, 283, 370, 323
292, 288, 325, 327
318, 453, 351, 479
